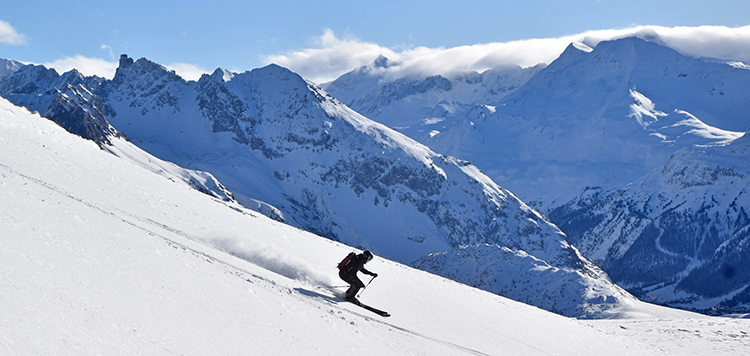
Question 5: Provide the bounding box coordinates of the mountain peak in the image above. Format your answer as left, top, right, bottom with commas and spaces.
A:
551, 37, 669, 72
546, 41, 593, 71
240, 64, 310, 90
111, 55, 184, 88
207, 68, 235, 82
373, 55, 392, 68
114, 55, 173, 75
118, 54, 134, 69
0, 58, 25, 80
254, 63, 299, 79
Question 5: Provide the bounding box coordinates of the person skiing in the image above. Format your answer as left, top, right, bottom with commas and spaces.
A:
338, 250, 378, 303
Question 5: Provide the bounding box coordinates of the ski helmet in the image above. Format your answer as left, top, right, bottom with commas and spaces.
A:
363, 250, 373, 261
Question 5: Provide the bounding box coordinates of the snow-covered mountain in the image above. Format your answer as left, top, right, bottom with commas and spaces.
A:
0, 55, 632, 317
422, 37, 749, 210
328, 38, 750, 212
97, 55, 563, 264
414, 243, 633, 318
5, 35, 749, 316
323, 56, 544, 143
550, 133, 750, 313
324, 36, 750, 315
0, 64, 116, 145
0, 63, 235, 203
0, 58, 23, 80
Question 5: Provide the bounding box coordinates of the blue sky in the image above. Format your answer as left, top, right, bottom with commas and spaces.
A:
1, 0, 749, 83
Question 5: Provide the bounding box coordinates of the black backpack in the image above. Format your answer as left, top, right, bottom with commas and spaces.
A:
337, 252, 356, 270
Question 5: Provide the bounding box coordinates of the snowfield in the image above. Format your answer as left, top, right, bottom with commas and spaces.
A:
2, 98, 749, 354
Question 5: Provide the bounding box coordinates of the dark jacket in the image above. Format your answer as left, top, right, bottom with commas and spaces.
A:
340, 253, 375, 276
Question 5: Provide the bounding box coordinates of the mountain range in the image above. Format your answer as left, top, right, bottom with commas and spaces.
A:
325, 36, 750, 313
326, 37, 748, 211
0, 54, 627, 317
2, 34, 750, 315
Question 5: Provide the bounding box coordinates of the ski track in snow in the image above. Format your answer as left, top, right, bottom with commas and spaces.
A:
0, 155, 491, 354
297, 287, 494, 356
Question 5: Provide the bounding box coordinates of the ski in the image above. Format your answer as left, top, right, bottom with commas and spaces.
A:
348, 299, 390, 317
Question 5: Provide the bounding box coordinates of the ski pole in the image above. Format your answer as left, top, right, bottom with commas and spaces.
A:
357, 275, 377, 298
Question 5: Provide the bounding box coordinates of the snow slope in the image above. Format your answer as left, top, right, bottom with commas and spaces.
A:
4, 96, 749, 355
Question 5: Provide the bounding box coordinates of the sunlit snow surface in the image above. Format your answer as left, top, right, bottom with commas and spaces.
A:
3, 99, 750, 354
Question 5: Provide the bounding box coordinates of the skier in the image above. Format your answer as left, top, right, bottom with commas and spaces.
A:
338, 250, 378, 303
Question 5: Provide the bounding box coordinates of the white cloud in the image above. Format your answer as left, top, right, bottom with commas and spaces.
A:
264, 25, 750, 84
100, 44, 114, 60
164, 62, 211, 81
43, 55, 118, 79
41, 55, 210, 82
568, 25, 750, 61
264, 28, 398, 84
32, 25, 750, 86
0, 20, 28, 45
